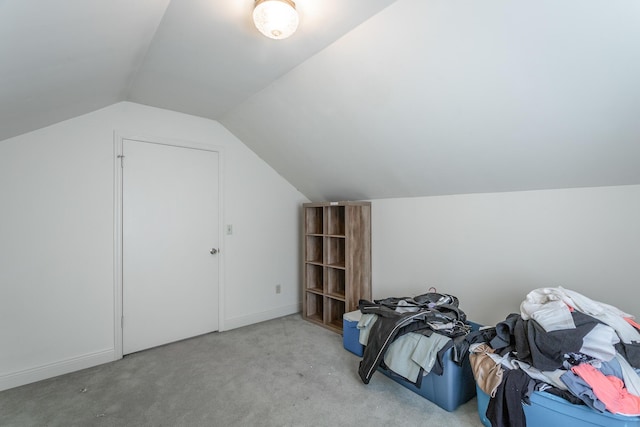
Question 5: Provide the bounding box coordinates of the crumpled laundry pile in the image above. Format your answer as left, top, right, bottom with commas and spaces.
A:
471, 287, 640, 426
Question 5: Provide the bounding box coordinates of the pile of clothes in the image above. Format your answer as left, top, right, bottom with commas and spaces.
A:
471, 287, 640, 427
356, 291, 492, 387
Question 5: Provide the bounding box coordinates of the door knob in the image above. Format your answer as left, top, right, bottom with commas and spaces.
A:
210, 248, 218, 255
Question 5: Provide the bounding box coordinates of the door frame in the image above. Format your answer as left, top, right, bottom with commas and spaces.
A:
113, 131, 225, 360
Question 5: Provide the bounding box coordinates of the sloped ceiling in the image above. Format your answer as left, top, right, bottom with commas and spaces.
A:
128, 0, 396, 119
2, 0, 640, 201
221, 0, 640, 201
0, 0, 172, 140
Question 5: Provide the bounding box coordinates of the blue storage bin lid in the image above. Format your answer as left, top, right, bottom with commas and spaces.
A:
343, 310, 362, 322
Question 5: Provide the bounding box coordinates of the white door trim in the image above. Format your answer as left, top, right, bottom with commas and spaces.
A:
113, 131, 226, 360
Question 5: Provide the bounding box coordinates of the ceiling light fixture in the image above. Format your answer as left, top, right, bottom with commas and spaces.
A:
253, 0, 299, 40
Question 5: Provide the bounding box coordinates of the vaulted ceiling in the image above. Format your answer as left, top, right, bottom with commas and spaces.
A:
2, 0, 640, 201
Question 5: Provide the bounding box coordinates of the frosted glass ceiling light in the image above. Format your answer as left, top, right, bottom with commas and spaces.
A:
253, 0, 299, 40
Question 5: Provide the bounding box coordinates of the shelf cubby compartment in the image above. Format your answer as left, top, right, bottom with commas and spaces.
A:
327, 205, 345, 236
305, 206, 324, 235
305, 236, 323, 264
326, 267, 345, 299
305, 292, 324, 324
325, 237, 345, 268
326, 297, 346, 331
305, 263, 324, 292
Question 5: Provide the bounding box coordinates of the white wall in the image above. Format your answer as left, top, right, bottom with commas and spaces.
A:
371, 185, 640, 327
0, 102, 307, 391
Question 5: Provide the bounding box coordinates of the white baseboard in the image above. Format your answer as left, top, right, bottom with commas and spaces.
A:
0, 349, 116, 392
222, 302, 301, 331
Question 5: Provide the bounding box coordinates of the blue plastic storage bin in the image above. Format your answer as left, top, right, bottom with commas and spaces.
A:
477, 385, 640, 427
342, 310, 364, 357
343, 319, 480, 412
379, 345, 476, 411
378, 321, 481, 412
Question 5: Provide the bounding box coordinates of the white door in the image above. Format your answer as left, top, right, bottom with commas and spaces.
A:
122, 138, 219, 355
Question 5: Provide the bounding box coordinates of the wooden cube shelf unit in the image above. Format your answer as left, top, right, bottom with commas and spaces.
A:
302, 201, 371, 333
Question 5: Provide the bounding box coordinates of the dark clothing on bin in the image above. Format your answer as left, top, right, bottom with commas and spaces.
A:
486, 368, 534, 427
615, 341, 640, 369
357, 293, 467, 385
490, 311, 600, 371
